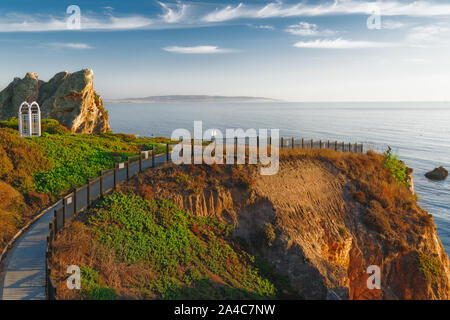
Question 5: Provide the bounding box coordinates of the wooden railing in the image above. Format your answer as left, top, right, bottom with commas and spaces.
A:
44, 137, 363, 299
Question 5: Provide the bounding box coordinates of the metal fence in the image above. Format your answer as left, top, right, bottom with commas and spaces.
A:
44, 137, 364, 299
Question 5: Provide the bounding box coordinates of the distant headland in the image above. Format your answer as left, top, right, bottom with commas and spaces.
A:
104, 95, 282, 103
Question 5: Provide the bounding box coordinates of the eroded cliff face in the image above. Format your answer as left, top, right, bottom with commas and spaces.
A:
0, 69, 109, 134
120, 151, 450, 300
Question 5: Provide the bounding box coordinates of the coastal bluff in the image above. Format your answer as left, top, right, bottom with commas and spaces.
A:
0, 69, 110, 134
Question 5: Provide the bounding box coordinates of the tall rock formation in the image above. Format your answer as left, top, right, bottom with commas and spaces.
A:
0, 69, 110, 134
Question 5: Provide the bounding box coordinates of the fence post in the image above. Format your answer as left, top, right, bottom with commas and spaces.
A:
311, 139, 314, 149
191, 139, 194, 162
62, 199, 66, 226
301, 138, 304, 149
256, 136, 259, 155
113, 166, 118, 190
53, 212, 58, 240
334, 141, 337, 151
319, 140, 322, 149
327, 140, 330, 149
87, 178, 91, 207
126, 159, 130, 180
280, 137, 284, 149
165, 143, 169, 162
291, 137, 294, 149
349, 142, 351, 153
152, 148, 155, 168
73, 188, 77, 215
139, 153, 143, 172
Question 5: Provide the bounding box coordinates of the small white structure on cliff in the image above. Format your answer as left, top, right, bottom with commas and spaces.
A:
18, 101, 41, 137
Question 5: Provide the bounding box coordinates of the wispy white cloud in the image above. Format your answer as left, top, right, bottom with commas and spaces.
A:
293, 38, 396, 49
247, 24, 275, 30
406, 23, 450, 46
163, 45, 237, 54
0, 13, 153, 32
48, 42, 92, 49
158, 1, 188, 23
382, 20, 405, 30
285, 22, 336, 36
203, 3, 245, 23
202, 1, 450, 22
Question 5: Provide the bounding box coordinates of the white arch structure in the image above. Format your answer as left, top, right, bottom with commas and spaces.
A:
18, 101, 41, 137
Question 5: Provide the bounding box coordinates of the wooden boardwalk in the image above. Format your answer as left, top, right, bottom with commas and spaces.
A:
0, 153, 168, 300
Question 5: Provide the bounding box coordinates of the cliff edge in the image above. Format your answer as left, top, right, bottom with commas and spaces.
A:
49, 148, 450, 300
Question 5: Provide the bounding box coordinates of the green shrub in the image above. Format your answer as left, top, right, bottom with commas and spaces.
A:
87, 192, 281, 299
416, 251, 442, 285
41, 119, 70, 135
263, 222, 276, 247
382, 150, 408, 186
0, 117, 19, 130
80, 266, 116, 300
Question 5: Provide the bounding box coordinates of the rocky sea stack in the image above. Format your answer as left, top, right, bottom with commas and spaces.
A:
425, 167, 448, 181
0, 69, 110, 134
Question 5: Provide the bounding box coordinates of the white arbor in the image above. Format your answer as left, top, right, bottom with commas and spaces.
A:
19, 101, 41, 137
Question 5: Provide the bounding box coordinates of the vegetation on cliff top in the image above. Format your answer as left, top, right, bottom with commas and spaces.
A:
50, 192, 295, 300
0, 120, 170, 249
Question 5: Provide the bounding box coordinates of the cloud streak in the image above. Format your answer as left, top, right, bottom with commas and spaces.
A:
0, 13, 153, 32
285, 22, 336, 36
202, 1, 450, 22
293, 38, 396, 49
163, 45, 237, 54
48, 42, 92, 49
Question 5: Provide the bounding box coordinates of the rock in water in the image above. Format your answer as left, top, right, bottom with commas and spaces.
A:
425, 167, 448, 181
0, 69, 110, 134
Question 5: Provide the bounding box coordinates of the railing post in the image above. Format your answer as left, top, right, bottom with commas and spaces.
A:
48, 223, 53, 244
166, 143, 169, 162
256, 136, 259, 155
126, 159, 130, 180
152, 148, 155, 168
113, 165, 118, 190
73, 188, 77, 215
62, 199, 66, 226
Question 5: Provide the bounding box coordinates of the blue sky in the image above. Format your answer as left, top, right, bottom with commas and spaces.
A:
1, 0, 450, 101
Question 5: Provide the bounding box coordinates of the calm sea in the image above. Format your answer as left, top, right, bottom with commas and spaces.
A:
105, 102, 450, 255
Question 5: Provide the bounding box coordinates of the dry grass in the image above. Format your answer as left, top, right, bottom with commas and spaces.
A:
278, 148, 428, 249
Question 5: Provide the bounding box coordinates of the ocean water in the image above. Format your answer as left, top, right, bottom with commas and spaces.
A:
105, 102, 450, 254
